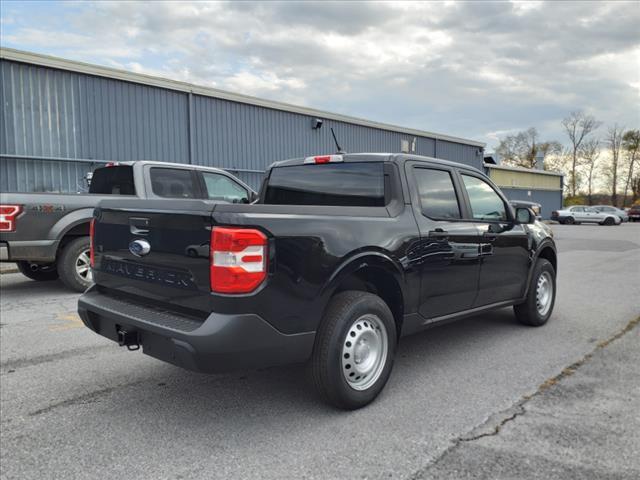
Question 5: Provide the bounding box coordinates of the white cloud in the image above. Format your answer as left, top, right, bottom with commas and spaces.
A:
1, 0, 638, 150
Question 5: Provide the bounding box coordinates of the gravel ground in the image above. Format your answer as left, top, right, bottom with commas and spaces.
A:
1, 223, 639, 479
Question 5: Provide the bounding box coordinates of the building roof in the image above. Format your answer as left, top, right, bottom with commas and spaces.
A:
484, 162, 564, 177
0, 47, 485, 148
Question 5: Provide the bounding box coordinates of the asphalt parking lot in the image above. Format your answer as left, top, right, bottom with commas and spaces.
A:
1, 223, 639, 479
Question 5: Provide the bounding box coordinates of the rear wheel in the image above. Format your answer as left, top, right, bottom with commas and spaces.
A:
57, 236, 93, 292
514, 259, 556, 327
310, 291, 397, 410
565, 216, 575, 225
16, 261, 59, 281
603, 217, 615, 226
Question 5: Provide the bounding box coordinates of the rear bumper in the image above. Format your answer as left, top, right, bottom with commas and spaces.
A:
0, 240, 57, 262
77, 287, 316, 373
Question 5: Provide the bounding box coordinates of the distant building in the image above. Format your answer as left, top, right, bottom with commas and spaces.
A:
484, 162, 563, 219
1, 48, 485, 193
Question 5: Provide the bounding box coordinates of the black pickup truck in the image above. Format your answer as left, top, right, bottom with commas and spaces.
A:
0, 161, 255, 291
79, 153, 557, 409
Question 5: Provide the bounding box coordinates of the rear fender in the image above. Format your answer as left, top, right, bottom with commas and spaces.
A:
49, 208, 94, 241
321, 251, 405, 298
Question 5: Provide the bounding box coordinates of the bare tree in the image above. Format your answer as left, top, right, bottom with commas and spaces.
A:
495, 127, 562, 169
605, 124, 625, 207
562, 111, 601, 197
621, 129, 640, 207
631, 175, 640, 205
581, 138, 600, 205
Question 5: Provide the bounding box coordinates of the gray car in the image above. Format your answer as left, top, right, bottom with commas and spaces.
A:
551, 206, 621, 225
592, 205, 629, 222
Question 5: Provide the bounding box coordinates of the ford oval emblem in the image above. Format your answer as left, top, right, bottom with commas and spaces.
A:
129, 239, 151, 257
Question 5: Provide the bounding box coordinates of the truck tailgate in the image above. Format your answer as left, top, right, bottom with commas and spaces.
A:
93, 199, 216, 315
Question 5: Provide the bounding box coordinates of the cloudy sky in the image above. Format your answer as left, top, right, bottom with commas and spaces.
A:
1, 0, 638, 149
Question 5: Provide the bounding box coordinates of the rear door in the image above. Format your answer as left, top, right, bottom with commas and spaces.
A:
584, 207, 604, 222
570, 207, 587, 222
458, 171, 530, 306
406, 162, 481, 319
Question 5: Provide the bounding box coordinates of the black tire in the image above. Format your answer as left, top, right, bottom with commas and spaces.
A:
603, 217, 615, 226
514, 259, 556, 327
565, 216, 575, 225
310, 290, 397, 410
57, 236, 93, 292
16, 261, 59, 281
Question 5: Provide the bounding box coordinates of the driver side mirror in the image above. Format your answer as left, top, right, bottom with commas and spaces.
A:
515, 207, 535, 224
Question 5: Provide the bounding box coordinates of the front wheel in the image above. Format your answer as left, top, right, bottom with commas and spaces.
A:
57, 236, 93, 292
16, 261, 59, 281
603, 217, 615, 226
514, 259, 556, 326
310, 291, 397, 410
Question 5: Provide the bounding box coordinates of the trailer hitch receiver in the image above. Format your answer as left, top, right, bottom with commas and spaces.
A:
117, 328, 140, 351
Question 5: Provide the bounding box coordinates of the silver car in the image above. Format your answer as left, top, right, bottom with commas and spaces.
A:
551, 205, 622, 225
592, 205, 629, 222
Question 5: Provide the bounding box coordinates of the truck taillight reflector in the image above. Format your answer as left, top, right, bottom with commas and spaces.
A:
0, 205, 22, 232
89, 218, 95, 267
210, 227, 267, 293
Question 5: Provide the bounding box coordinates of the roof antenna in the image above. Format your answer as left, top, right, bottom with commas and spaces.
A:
330, 127, 346, 154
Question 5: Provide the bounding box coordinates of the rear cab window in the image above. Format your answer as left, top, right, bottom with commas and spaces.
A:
264, 162, 386, 206
150, 168, 198, 198
413, 168, 461, 219
89, 166, 135, 195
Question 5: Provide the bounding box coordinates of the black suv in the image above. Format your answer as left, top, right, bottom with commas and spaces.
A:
79, 153, 557, 409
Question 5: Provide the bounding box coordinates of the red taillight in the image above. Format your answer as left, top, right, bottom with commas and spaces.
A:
210, 227, 267, 294
0, 205, 22, 232
89, 218, 95, 267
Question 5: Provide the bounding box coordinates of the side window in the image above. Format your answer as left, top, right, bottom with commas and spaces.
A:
413, 168, 461, 219
571, 207, 584, 212
150, 168, 197, 198
202, 173, 249, 203
461, 174, 507, 221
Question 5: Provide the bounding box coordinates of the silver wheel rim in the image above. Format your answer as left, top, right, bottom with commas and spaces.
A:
341, 314, 388, 391
76, 249, 93, 282
536, 271, 553, 316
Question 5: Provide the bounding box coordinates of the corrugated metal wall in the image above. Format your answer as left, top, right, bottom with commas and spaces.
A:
1, 58, 483, 192
499, 187, 563, 220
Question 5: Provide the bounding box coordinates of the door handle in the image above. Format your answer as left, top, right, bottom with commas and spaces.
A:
129, 217, 150, 235
428, 229, 449, 239
482, 231, 497, 241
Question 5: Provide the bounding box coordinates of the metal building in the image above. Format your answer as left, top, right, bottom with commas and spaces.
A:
1, 48, 485, 193
484, 163, 563, 219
